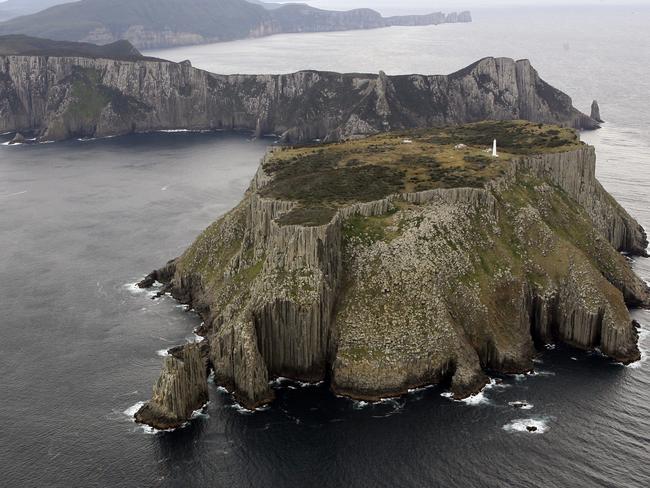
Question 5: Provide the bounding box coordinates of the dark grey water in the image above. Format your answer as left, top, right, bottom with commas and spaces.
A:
2, 5, 650, 487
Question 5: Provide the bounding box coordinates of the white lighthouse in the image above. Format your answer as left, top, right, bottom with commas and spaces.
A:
492, 139, 498, 157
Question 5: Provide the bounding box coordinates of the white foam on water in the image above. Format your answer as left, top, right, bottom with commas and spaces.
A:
407, 384, 435, 394
441, 378, 497, 405
123, 279, 163, 298
123, 282, 147, 295
544, 343, 556, 350
270, 376, 324, 388
156, 129, 213, 134
228, 402, 255, 415
629, 325, 649, 369
0, 190, 28, 198
530, 370, 556, 377
188, 333, 205, 343
123, 401, 146, 418
352, 400, 370, 410
190, 403, 210, 420
156, 349, 170, 357
503, 418, 550, 434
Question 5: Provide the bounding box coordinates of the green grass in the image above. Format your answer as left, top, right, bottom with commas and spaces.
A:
277, 206, 337, 227
425, 120, 581, 154
65, 66, 147, 123
262, 165, 406, 205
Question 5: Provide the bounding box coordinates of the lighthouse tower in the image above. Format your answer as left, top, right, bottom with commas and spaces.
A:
492, 139, 498, 157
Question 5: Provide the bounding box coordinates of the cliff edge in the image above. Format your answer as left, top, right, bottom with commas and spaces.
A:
0, 48, 600, 143
135, 121, 648, 428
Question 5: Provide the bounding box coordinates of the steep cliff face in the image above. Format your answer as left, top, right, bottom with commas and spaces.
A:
0, 54, 599, 142
135, 122, 647, 427
134, 343, 209, 430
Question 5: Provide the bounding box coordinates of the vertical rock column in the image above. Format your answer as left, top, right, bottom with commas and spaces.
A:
135, 343, 208, 429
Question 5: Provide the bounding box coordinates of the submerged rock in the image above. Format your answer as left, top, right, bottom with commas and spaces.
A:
136, 121, 647, 427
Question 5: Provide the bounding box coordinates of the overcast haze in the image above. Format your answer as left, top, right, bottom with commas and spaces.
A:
308, 0, 649, 14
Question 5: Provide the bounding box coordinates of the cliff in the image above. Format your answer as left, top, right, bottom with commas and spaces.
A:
135, 121, 648, 427
0, 51, 600, 143
0, 0, 471, 49
134, 342, 209, 430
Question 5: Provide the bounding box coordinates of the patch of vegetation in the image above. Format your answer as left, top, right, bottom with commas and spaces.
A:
263, 121, 581, 208
277, 206, 337, 227
343, 210, 400, 245
262, 165, 406, 204
65, 66, 147, 124
426, 120, 581, 154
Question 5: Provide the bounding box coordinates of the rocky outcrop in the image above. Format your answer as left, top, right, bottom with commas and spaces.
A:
8, 131, 24, 144
591, 100, 604, 123
0, 0, 471, 50
0, 54, 599, 142
134, 342, 209, 430
135, 130, 647, 427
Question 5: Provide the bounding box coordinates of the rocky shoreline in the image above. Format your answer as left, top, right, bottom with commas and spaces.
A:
134, 125, 649, 429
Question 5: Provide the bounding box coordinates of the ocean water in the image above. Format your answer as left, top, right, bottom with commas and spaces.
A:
2, 6, 650, 487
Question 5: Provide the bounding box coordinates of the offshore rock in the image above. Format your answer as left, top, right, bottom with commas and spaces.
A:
0, 50, 600, 142
8, 131, 24, 144
591, 100, 604, 123
134, 343, 208, 430
135, 122, 647, 427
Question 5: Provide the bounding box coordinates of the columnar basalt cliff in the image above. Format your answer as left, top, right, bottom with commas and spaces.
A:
0, 48, 600, 143
135, 122, 648, 428
134, 343, 209, 430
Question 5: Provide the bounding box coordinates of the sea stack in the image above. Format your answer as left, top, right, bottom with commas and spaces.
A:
134, 343, 209, 430
135, 121, 649, 429
591, 100, 604, 123
8, 132, 25, 144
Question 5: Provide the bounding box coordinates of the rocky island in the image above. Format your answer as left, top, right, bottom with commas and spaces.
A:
0, 36, 600, 143
135, 120, 649, 429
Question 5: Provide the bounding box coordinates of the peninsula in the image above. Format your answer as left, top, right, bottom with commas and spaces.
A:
135, 121, 648, 429
0, 36, 600, 144
0, 0, 471, 49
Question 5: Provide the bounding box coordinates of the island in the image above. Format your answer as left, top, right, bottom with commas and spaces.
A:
135, 120, 649, 429
0, 36, 601, 144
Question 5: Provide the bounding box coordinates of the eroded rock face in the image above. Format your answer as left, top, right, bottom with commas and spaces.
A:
134, 343, 208, 430
0, 55, 599, 142
134, 138, 647, 428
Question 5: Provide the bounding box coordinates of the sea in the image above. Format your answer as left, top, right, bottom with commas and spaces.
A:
1, 5, 649, 487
